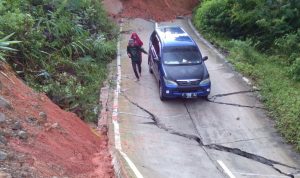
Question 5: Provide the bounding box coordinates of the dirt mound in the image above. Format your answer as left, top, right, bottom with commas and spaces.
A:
0, 63, 113, 177
119, 0, 199, 21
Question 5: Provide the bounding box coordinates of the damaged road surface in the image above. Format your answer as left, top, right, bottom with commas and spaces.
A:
116, 18, 300, 178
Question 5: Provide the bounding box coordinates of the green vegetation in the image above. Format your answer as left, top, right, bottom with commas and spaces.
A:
0, 0, 118, 122
194, 0, 300, 150
0, 33, 21, 61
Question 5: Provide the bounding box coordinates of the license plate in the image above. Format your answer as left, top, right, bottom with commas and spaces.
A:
183, 93, 196, 98
186, 93, 192, 98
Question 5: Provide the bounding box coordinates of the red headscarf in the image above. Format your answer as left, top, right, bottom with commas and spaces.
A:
130, 32, 143, 47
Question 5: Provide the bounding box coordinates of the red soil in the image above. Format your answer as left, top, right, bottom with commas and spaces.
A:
0, 63, 113, 177
119, 0, 199, 21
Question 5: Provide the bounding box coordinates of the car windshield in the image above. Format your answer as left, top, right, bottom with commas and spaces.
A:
162, 46, 202, 65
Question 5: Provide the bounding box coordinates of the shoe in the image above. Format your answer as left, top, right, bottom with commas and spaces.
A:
134, 78, 140, 82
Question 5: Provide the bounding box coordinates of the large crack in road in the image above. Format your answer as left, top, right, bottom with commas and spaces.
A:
207, 100, 266, 109
121, 93, 299, 178
207, 90, 266, 110
209, 90, 260, 99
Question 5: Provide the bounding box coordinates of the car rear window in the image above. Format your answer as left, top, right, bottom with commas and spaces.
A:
162, 46, 202, 65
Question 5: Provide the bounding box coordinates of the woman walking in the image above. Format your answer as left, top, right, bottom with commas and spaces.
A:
130, 32, 144, 63
127, 39, 147, 81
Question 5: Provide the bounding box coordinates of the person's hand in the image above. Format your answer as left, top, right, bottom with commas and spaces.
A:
128, 53, 131, 58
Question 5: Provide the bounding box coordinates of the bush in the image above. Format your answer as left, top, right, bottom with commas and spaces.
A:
194, 0, 230, 34
93, 35, 116, 61
194, 0, 300, 50
290, 58, 300, 81
227, 40, 262, 65
0, 10, 34, 35
274, 30, 300, 64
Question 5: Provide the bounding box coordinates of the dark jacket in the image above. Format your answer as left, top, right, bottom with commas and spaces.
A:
127, 45, 147, 62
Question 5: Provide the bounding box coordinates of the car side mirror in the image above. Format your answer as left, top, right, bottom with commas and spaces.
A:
203, 56, 208, 61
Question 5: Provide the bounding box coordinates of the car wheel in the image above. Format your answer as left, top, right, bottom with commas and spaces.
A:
202, 95, 209, 101
159, 83, 166, 101
148, 60, 153, 74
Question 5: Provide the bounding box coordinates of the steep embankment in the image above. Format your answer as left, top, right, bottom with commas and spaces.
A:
119, 0, 199, 21
0, 64, 113, 177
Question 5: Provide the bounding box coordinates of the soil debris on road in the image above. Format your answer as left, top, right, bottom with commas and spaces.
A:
103, 0, 199, 22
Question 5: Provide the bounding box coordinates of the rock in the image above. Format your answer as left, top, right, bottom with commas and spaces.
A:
0, 171, 12, 178
20, 171, 30, 178
12, 121, 22, 130
18, 131, 28, 140
0, 96, 12, 110
45, 122, 60, 131
0, 113, 6, 123
0, 136, 7, 145
51, 123, 59, 129
26, 117, 37, 124
39, 112, 47, 122
0, 150, 8, 161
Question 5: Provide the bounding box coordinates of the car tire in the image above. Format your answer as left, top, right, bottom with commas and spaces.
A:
148, 57, 153, 74
159, 83, 166, 101
202, 95, 209, 101
149, 63, 153, 74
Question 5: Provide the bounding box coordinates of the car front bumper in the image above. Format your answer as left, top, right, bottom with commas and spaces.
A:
163, 84, 211, 99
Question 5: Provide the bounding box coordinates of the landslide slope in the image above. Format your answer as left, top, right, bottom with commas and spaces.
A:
120, 0, 199, 21
0, 64, 113, 178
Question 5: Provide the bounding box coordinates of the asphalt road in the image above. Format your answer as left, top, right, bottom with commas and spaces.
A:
116, 18, 300, 178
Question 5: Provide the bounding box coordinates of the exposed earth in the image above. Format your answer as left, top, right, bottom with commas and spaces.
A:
0, 0, 200, 178
106, 0, 199, 21
0, 63, 113, 177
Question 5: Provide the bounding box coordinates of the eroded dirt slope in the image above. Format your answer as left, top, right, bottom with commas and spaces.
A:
118, 0, 199, 21
0, 63, 113, 178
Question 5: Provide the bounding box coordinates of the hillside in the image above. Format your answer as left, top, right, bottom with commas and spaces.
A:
0, 64, 113, 177
119, 0, 199, 21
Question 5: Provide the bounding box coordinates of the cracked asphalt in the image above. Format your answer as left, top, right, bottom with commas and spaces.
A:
116, 18, 300, 178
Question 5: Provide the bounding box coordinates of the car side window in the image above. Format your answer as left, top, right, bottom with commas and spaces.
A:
152, 35, 160, 60
154, 36, 160, 57
150, 32, 155, 44
150, 32, 160, 60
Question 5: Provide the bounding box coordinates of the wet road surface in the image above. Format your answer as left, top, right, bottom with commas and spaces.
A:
116, 18, 300, 178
